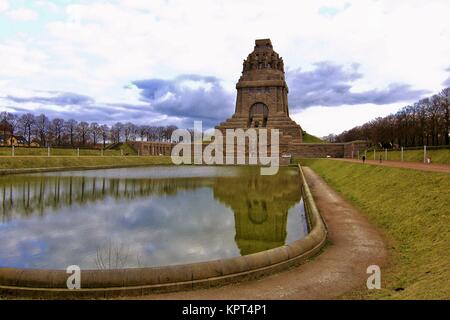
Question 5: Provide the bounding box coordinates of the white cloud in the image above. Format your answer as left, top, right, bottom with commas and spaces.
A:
6, 8, 38, 21
0, 0, 9, 12
1, 0, 450, 134
35, 0, 59, 13
0, 40, 48, 77
293, 103, 403, 137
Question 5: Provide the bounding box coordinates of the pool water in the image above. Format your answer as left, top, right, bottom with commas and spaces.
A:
0, 166, 308, 269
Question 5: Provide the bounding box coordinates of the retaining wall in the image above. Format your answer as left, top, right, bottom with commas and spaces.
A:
0, 165, 327, 299
289, 141, 368, 158
130, 140, 369, 159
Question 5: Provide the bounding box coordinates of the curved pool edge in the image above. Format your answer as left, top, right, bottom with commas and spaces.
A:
0, 164, 328, 299
0, 162, 175, 176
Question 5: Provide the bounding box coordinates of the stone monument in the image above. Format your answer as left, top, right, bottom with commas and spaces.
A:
216, 39, 303, 144
132, 39, 367, 160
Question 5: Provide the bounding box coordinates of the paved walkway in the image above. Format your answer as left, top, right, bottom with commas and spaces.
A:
335, 158, 450, 174
136, 167, 387, 300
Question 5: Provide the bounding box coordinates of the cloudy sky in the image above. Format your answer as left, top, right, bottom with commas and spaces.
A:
1, 0, 449, 137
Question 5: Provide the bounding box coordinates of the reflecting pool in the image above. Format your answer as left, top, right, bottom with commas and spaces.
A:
0, 166, 308, 269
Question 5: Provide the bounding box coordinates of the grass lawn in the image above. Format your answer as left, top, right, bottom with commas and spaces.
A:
296, 158, 450, 299
0, 146, 124, 156
383, 148, 450, 165
0, 143, 140, 157
302, 132, 324, 143
0, 156, 172, 170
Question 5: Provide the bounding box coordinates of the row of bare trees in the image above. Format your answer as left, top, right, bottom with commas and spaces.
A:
326, 87, 450, 148
0, 112, 178, 148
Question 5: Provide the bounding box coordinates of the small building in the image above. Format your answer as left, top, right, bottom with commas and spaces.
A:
30, 139, 40, 147
11, 135, 29, 146
0, 134, 29, 147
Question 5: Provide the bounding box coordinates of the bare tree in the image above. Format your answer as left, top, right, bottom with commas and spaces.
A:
138, 125, 149, 141
100, 124, 110, 148
19, 113, 35, 145
65, 119, 78, 146
95, 240, 130, 270
51, 118, 65, 146
123, 122, 135, 142
322, 134, 337, 143
0, 112, 19, 136
77, 121, 90, 146
1, 111, 187, 148
438, 88, 450, 145
110, 122, 123, 143
89, 122, 101, 146
334, 87, 450, 148
34, 114, 50, 146
155, 126, 165, 141
164, 125, 178, 142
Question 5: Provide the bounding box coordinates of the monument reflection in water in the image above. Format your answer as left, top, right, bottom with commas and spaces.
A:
0, 166, 308, 270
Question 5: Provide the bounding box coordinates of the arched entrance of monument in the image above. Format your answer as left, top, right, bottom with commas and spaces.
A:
249, 103, 269, 128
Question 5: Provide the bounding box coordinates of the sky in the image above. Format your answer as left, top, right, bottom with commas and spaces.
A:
0, 0, 450, 137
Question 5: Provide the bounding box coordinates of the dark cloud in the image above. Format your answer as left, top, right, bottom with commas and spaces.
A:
133, 74, 234, 128
443, 67, 450, 87
286, 62, 429, 111
3, 65, 430, 127
2, 91, 163, 125
8, 104, 160, 125
6, 92, 94, 106
2, 77, 234, 128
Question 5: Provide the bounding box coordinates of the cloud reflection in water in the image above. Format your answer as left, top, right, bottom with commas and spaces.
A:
0, 166, 307, 269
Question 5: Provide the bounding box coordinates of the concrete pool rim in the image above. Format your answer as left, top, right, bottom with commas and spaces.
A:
0, 164, 328, 299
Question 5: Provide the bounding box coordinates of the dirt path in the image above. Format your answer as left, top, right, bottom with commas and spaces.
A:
335, 158, 450, 174
135, 167, 387, 300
